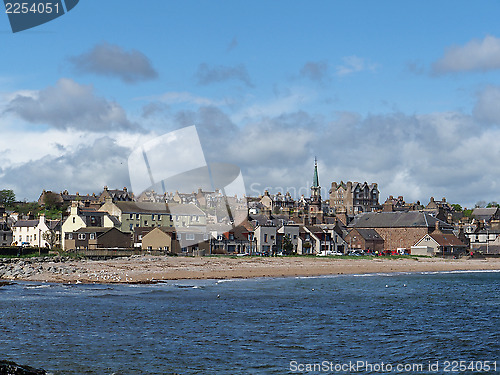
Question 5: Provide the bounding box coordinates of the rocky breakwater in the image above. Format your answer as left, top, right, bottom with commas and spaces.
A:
0, 360, 46, 374
0, 256, 77, 281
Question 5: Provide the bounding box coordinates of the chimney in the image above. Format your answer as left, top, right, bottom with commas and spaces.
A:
434, 220, 441, 233
39, 213, 45, 224
123, 187, 127, 192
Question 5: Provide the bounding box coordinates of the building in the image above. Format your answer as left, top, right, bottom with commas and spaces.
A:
345, 228, 384, 253
471, 207, 500, 223
141, 227, 176, 253
98, 186, 134, 204
64, 227, 131, 251
99, 201, 207, 233
0, 206, 12, 247
11, 214, 61, 248
62, 202, 117, 250
414, 231, 468, 256
329, 181, 380, 220
308, 158, 323, 223
349, 211, 453, 252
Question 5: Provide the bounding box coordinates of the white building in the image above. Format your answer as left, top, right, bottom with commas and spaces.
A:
12, 214, 60, 248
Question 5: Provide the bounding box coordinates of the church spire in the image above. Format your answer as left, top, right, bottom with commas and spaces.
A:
313, 157, 320, 188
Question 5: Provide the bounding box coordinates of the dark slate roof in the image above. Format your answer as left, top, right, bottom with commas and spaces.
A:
349, 211, 451, 230
472, 207, 499, 221
75, 227, 111, 233
115, 201, 204, 215
115, 201, 169, 213
13, 220, 38, 228
355, 228, 383, 241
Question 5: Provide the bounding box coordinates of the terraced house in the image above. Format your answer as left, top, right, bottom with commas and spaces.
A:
99, 200, 206, 233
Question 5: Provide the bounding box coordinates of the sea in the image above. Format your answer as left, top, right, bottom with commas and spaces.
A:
0, 271, 498, 375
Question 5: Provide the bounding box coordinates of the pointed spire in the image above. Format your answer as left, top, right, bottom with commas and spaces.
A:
313, 157, 320, 188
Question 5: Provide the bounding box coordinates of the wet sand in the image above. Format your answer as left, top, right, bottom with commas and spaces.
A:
3, 255, 499, 284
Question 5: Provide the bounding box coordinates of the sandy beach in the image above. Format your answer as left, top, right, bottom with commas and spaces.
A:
0, 255, 498, 284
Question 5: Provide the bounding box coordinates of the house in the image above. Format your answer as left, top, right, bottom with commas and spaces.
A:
466, 228, 500, 251
0, 206, 12, 247
297, 225, 335, 255
99, 201, 206, 233
329, 181, 380, 221
11, 214, 61, 248
414, 231, 468, 256
98, 186, 134, 204
64, 227, 131, 251
209, 225, 252, 254
423, 197, 460, 224
254, 224, 277, 255
141, 227, 176, 253
276, 224, 300, 254
345, 228, 384, 253
62, 202, 117, 250
349, 211, 453, 252
471, 207, 500, 223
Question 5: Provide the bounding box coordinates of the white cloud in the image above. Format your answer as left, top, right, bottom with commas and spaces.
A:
473, 85, 500, 124
432, 35, 500, 74
336, 56, 377, 76
3, 78, 140, 132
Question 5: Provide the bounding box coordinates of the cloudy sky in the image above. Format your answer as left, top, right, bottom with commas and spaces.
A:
1, 1, 500, 208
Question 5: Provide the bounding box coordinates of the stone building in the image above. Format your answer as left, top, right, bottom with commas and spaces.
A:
349, 211, 453, 252
329, 181, 380, 219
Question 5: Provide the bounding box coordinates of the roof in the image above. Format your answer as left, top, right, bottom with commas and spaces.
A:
75, 227, 111, 233
429, 232, 467, 247
13, 220, 38, 228
313, 159, 320, 188
472, 207, 499, 221
350, 211, 451, 230
115, 201, 205, 215
353, 228, 383, 241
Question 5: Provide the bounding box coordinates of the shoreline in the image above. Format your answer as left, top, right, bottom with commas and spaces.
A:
1, 255, 499, 284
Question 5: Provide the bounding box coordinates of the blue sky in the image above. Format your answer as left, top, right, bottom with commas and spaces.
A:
1, 1, 500, 208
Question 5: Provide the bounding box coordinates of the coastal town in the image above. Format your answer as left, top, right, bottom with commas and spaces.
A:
1, 161, 499, 260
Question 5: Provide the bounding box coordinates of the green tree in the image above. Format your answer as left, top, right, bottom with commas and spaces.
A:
0, 189, 16, 207
282, 234, 295, 255
487, 202, 500, 208
451, 204, 462, 212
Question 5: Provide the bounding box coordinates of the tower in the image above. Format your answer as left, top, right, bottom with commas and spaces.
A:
309, 158, 323, 222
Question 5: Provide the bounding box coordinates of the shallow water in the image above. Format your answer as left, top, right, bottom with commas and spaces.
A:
0, 271, 498, 374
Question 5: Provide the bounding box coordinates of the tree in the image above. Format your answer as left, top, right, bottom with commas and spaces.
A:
0, 189, 15, 207
42, 229, 58, 250
487, 202, 500, 208
451, 204, 462, 212
282, 234, 295, 255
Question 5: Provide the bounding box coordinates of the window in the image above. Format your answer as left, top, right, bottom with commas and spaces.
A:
130, 224, 133, 231
34, 234, 36, 241
177, 233, 182, 240
151, 214, 155, 221
136, 214, 140, 219
73, 217, 76, 224
68, 233, 73, 240
78, 233, 86, 240
129, 213, 134, 220
186, 233, 195, 240
264, 234, 268, 242
144, 221, 148, 226
90, 233, 95, 240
